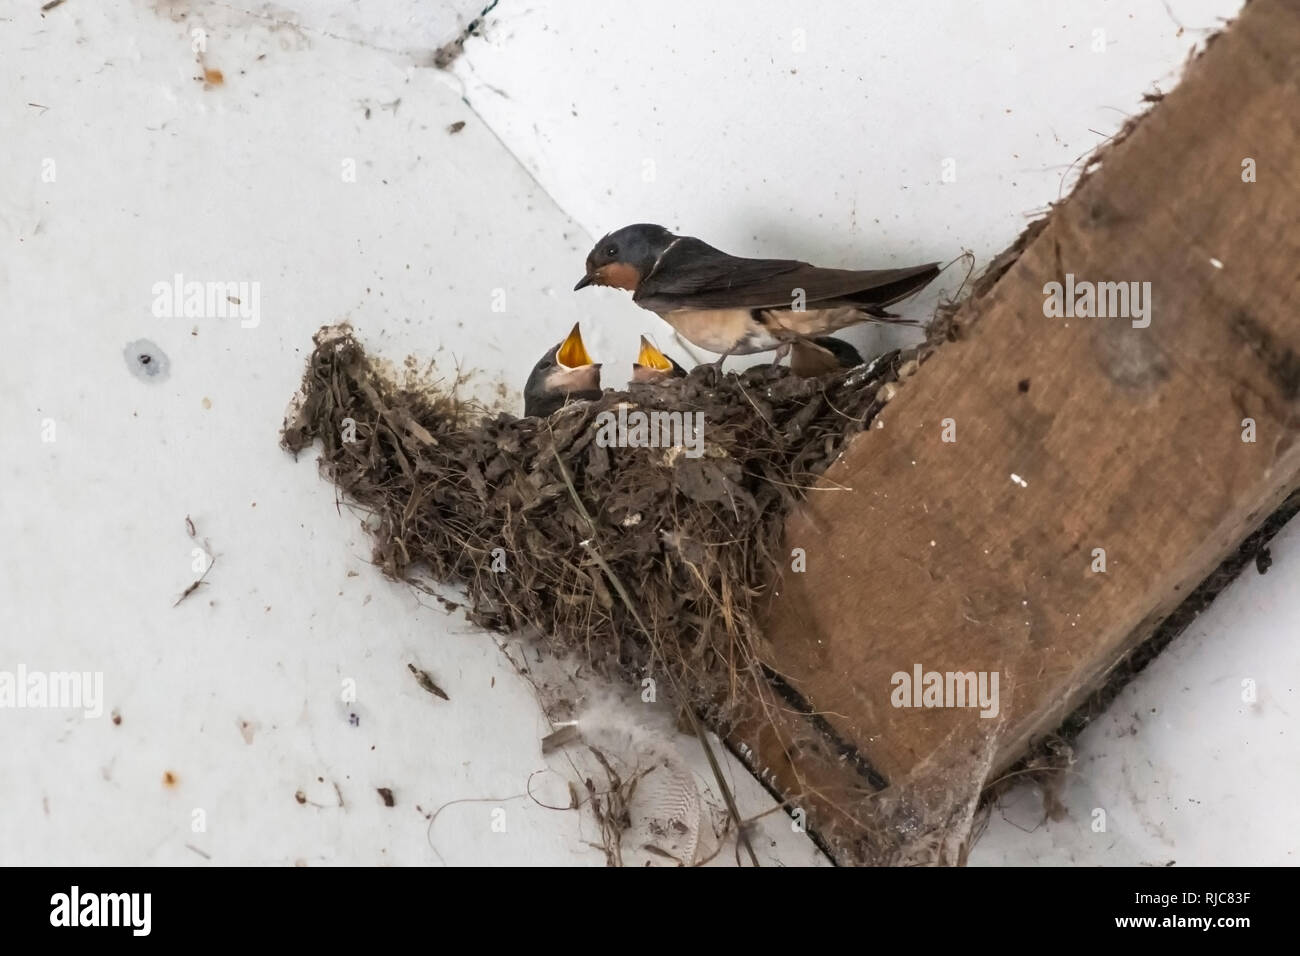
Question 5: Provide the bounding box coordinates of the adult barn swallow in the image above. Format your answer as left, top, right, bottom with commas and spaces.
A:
574, 224, 939, 361
789, 335, 865, 377
523, 322, 602, 418
630, 335, 687, 385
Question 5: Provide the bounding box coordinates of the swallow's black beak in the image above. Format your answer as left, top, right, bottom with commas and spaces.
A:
573, 273, 594, 291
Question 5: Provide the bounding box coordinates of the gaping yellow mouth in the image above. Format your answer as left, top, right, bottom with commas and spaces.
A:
636, 335, 673, 372
557, 322, 594, 368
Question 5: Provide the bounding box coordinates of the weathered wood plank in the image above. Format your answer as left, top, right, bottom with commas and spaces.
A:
738, 0, 1300, 864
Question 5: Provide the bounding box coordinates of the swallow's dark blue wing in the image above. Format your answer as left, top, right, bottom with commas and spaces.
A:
634, 237, 939, 313
811, 336, 865, 367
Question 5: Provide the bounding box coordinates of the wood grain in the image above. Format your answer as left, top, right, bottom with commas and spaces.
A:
734, 0, 1300, 864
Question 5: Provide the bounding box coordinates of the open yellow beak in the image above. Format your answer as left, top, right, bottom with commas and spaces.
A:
556, 322, 594, 368
635, 335, 673, 372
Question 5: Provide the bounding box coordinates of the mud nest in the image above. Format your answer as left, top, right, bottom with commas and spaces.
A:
281, 328, 919, 732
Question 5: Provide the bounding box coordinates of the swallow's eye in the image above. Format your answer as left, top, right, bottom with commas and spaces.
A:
604, 245, 618, 258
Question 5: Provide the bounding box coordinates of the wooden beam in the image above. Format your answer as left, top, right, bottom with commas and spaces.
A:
739, 0, 1300, 864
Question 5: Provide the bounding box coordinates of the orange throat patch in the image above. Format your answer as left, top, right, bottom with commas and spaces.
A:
595, 262, 641, 291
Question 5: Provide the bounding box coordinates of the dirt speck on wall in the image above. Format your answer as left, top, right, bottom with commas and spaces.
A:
124, 339, 169, 382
